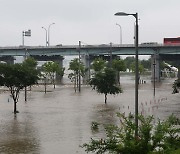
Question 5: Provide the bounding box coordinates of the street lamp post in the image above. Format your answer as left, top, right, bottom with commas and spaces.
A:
115, 12, 139, 137
42, 23, 55, 46
78, 41, 81, 92
48, 23, 55, 46
153, 57, 156, 97
42, 27, 48, 46
116, 23, 122, 45
110, 42, 112, 67
22, 29, 31, 102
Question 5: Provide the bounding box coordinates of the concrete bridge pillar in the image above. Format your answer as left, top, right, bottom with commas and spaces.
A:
81, 55, 91, 83
151, 54, 160, 82
31, 55, 64, 83
178, 66, 180, 80
53, 57, 64, 83
0, 56, 15, 64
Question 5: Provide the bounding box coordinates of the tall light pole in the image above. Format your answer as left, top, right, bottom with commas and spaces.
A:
22, 29, 31, 102
48, 23, 55, 46
115, 12, 139, 137
116, 23, 122, 45
78, 41, 81, 92
153, 56, 156, 97
42, 27, 48, 46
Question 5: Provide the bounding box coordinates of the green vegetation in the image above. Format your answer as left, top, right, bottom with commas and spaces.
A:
91, 121, 100, 131
123, 56, 151, 72
68, 58, 86, 92
89, 67, 122, 104
42, 61, 65, 90
141, 58, 151, 70
91, 58, 107, 72
0, 57, 39, 113
130, 62, 145, 74
172, 79, 180, 94
112, 59, 126, 84
82, 113, 180, 154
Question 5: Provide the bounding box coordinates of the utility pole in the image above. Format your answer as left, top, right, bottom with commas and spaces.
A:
22, 29, 31, 102
115, 12, 139, 137
110, 42, 112, 67
78, 41, 81, 92
153, 56, 156, 97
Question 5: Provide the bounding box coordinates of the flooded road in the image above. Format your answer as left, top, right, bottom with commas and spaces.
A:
0, 75, 179, 154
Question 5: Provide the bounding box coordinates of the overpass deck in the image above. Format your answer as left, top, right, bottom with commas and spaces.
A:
0, 44, 180, 56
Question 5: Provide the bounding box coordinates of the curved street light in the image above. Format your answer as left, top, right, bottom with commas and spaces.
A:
115, 12, 139, 137
116, 23, 122, 45
48, 23, 55, 46
42, 27, 48, 46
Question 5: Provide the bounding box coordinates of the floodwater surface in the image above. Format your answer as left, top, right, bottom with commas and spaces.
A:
0, 75, 179, 154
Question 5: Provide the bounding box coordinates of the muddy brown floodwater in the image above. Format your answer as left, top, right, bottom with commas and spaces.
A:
0, 75, 179, 154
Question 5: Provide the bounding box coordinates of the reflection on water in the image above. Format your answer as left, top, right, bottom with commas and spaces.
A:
0, 75, 179, 153
0, 112, 40, 154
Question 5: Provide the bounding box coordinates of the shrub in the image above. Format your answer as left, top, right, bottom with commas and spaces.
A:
81, 113, 180, 154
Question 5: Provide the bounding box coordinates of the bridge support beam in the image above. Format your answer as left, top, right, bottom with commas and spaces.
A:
31, 55, 64, 83
178, 67, 180, 80
151, 54, 160, 82
53, 58, 64, 84
81, 55, 120, 83
0, 56, 15, 64
81, 55, 91, 84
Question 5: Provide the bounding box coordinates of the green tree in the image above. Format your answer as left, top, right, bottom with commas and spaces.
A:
0, 62, 39, 114
68, 58, 86, 92
42, 61, 65, 89
172, 79, 180, 94
91, 58, 106, 72
141, 58, 151, 70
22, 57, 38, 68
22, 57, 38, 101
89, 67, 122, 104
124, 56, 135, 71
82, 113, 180, 154
112, 59, 126, 84
130, 62, 145, 74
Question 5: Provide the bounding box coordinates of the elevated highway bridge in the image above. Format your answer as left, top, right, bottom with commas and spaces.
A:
0, 44, 180, 82
0, 44, 180, 56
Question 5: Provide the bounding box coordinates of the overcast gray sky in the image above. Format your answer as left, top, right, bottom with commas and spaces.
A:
1, 0, 180, 46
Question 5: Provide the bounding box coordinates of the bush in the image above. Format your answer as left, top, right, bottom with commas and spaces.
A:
172, 79, 180, 94
81, 113, 180, 154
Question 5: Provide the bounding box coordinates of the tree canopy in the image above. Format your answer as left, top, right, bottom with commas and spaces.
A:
89, 67, 122, 104
112, 59, 126, 84
0, 58, 39, 113
130, 62, 145, 74
82, 113, 180, 154
172, 79, 180, 94
91, 58, 106, 72
68, 58, 86, 92
42, 61, 65, 89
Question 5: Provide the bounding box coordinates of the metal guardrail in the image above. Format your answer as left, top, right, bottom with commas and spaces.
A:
1, 43, 180, 50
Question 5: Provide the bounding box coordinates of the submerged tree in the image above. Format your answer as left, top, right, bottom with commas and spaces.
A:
22, 57, 38, 101
89, 67, 122, 104
42, 61, 65, 89
112, 59, 126, 85
172, 79, 180, 94
91, 58, 106, 73
0, 61, 39, 114
68, 58, 86, 92
131, 61, 145, 74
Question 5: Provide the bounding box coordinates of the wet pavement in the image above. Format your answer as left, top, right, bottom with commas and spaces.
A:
0, 75, 179, 154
